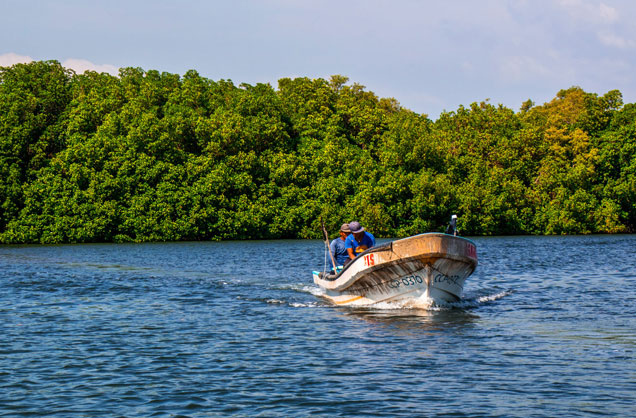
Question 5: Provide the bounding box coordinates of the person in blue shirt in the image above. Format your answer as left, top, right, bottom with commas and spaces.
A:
329, 223, 351, 270
345, 221, 375, 261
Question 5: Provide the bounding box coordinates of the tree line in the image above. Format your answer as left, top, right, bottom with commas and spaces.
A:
0, 60, 634, 243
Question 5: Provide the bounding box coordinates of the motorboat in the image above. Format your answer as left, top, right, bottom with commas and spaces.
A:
312, 233, 478, 306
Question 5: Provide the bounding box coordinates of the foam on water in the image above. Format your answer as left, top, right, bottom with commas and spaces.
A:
476, 289, 514, 303
363, 290, 512, 311
297, 279, 512, 311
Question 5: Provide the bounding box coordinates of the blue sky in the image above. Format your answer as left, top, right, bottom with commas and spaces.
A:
2, 0, 635, 119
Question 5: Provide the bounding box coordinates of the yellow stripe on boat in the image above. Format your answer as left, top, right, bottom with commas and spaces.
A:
334, 295, 364, 305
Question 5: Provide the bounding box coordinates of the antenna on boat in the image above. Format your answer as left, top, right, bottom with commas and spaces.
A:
320, 217, 338, 272
445, 214, 458, 236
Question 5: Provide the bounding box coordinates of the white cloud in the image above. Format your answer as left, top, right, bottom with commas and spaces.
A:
599, 3, 619, 22
0, 52, 34, 67
557, 0, 619, 24
61, 58, 119, 75
0, 53, 118, 75
597, 31, 636, 48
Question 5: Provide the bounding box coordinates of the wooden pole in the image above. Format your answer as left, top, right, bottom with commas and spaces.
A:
320, 217, 338, 272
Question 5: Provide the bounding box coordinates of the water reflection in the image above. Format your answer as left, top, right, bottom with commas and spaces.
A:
337, 305, 479, 334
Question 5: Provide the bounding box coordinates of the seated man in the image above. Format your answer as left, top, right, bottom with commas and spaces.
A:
329, 223, 351, 271
345, 221, 375, 260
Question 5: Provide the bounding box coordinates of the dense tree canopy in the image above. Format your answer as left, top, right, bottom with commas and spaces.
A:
0, 61, 634, 243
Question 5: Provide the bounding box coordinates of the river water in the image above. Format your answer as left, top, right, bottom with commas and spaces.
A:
1, 235, 634, 417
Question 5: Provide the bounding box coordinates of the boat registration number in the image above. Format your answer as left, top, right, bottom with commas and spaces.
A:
387, 275, 424, 289
363, 254, 375, 266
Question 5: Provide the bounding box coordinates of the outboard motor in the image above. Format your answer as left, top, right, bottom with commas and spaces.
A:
445, 214, 458, 236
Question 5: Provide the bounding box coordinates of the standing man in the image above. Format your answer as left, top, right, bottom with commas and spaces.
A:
345, 221, 375, 260
329, 223, 352, 270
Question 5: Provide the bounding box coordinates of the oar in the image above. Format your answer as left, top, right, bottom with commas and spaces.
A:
320, 217, 338, 272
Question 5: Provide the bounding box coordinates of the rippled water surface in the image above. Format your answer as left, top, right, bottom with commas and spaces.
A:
1, 235, 635, 417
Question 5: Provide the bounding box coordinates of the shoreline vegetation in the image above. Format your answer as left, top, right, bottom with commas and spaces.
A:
0, 60, 634, 244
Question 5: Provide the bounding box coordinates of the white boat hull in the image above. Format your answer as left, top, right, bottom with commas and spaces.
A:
313, 233, 477, 307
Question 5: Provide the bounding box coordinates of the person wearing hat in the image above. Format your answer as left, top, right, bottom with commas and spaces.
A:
345, 221, 376, 260
329, 223, 352, 270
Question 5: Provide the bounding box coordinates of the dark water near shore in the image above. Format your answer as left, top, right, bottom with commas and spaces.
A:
1, 235, 635, 417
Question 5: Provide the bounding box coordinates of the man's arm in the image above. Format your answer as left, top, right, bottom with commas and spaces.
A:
345, 236, 356, 259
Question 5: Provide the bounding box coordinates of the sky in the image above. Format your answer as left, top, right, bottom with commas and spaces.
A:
2, 0, 636, 119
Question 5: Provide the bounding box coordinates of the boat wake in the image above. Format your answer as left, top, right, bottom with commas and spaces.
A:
264, 298, 323, 308
262, 281, 513, 311
287, 283, 513, 311
431, 289, 514, 309
475, 290, 513, 303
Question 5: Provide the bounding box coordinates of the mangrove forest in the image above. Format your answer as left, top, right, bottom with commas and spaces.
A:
0, 60, 634, 243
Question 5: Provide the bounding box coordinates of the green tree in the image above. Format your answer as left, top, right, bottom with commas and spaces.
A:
0, 61, 72, 233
